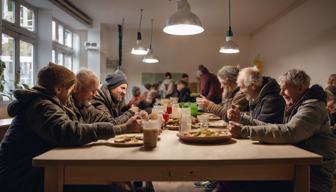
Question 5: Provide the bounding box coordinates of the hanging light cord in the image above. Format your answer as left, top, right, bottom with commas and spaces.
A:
149, 18, 154, 50
228, 0, 231, 27
138, 9, 144, 32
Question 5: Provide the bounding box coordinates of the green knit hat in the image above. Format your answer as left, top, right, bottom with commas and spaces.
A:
38, 62, 76, 90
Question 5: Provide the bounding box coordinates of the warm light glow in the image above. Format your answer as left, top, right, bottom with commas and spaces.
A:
219, 47, 240, 54
143, 58, 159, 63
163, 24, 204, 36
219, 36, 240, 54
131, 48, 148, 55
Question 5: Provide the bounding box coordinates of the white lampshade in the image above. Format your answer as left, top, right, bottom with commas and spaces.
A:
163, 0, 204, 36
143, 49, 159, 64
131, 40, 148, 55
219, 36, 240, 54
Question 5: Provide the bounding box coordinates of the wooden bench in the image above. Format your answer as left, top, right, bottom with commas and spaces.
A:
0, 118, 13, 141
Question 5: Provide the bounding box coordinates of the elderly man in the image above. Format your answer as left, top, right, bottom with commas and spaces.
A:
196, 65, 249, 120
67, 69, 143, 126
228, 69, 336, 192
91, 73, 138, 122
0, 63, 142, 192
328, 74, 336, 87
235, 67, 285, 123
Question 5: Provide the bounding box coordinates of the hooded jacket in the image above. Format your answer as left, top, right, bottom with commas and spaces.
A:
240, 85, 336, 192
91, 84, 134, 122
249, 76, 286, 123
0, 86, 121, 192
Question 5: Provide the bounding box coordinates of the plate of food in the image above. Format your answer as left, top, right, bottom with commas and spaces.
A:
108, 134, 144, 147
208, 120, 227, 128
165, 118, 180, 130
177, 129, 231, 144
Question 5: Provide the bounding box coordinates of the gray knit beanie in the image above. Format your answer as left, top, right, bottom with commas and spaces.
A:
105, 73, 128, 89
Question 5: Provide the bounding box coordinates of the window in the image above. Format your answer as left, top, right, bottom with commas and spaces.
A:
1, 34, 15, 93
1, 0, 36, 100
20, 4, 35, 31
2, 0, 15, 23
52, 19, 76, 70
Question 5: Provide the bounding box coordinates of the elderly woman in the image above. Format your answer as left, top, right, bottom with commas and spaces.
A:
228, 69, 336, 192
196, 65, 248, 120
325, 85, 336, 128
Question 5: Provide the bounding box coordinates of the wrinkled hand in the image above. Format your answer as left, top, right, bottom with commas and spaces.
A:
196, 95, 212, 109
125, 117, 142, 133
228, 121, 243, 138
137, 110, 149, 120
130, 105, 140, 113
227, 105, 241, 122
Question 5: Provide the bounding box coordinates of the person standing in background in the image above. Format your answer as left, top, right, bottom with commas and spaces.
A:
160, 72, 175, 98
327, 74, 336, 87
198, 65, 222, 104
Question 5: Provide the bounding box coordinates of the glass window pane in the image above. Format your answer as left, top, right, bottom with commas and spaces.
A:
1, 33, 15, 99
64, 29, 72, 48
52, 21, 57, 41
58, 24, 64, 44
2, 0, 15, 23
51, 50, 56, 63
64, 54, 72, 70
20, 5, 35, 31
19, 40, 34, 87
58, 52, 63, 65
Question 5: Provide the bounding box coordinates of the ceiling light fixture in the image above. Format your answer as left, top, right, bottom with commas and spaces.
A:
143, 19, 159, 64
131, 9, 148, 55
163, 0, 204, 36
219, 0, 240, 54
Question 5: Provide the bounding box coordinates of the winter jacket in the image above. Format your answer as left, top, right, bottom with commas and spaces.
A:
0, 86, 122, 192
178, 87, 191, 103
91, 84, 133, 122
249, 76, 285, 123
239, 85, 336, 192
66, 95, 132, 128
204, 87, 249, 121
199, 72, 222, 104
159, 78, 175, 98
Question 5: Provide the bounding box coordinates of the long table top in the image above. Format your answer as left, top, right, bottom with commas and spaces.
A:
33, 129, 322, 167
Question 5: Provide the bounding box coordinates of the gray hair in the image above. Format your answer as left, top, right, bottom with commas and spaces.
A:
217, 65, 240, 83
278, 69, 310, 88
237, 67, 263, 87
76, 68, 99, 86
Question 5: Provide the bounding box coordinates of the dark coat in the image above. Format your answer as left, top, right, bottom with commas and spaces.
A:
199, 72, 222, 104
91, 84, 132, 123
249, 77, 286, 123
178, 87, 191, 103
0, 87, 120, 192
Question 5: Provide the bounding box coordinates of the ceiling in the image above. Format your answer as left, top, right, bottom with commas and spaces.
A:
68, 0, 305, 35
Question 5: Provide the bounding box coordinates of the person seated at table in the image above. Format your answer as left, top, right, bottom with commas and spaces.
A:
181, 73, 189, 84
0, 63, 142, 192
159, 72, 176, 98
227, 69, 336, 192
325, 85, 336, 129
91, 73, 139, 123
176, 80, 191, 102
197, 64, 222, 104
236, 66, 285, 123
67, 68, 147, 124
127, 86, 142, 107
327, 74, 336, 87
138, 90, 160, 114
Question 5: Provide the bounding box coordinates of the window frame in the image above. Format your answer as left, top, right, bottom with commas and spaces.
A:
1, 0, 37, 93
52, 18, 75, 70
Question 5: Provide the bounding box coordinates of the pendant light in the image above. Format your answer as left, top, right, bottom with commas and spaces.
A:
163, 0, 204, 36
131, 9, 148, 55
219, 0, 240, 54
143, 19, 159, 64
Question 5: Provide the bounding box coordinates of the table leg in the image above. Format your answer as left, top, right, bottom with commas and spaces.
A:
293, 165, 309, 192
44, 167, 64, 192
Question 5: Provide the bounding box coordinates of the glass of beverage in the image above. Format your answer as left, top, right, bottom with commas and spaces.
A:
142, 120, 160, 149
197, 115, 209, 129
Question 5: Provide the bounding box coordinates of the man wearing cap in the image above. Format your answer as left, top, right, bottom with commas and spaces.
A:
0, 63, 142, 192
92, 73, 138, 122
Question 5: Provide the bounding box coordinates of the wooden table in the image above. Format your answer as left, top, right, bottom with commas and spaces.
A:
33, 130, 322, 192
0, 118, 12, 140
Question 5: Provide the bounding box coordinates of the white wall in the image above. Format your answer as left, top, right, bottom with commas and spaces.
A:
250, 0, 336, 86
100, 24, 252, 98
